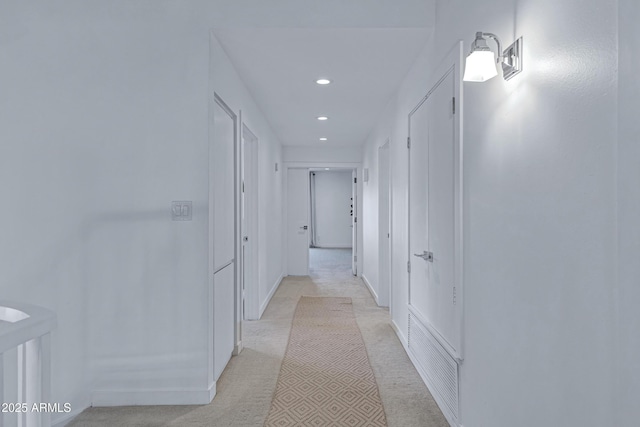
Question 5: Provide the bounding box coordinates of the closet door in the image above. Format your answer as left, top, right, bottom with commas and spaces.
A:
408, 65, 460, 353
213, 95, 236, 380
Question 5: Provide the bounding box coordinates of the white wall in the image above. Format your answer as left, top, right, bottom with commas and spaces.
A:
617, 1, 640, 424
210, 34, 285, 319
0, 1, 285, 422
312, 171, 352, 248
362, 0, 618, 425
362, 106, 397, 305
1, 0, 215, 418
284, 146, 362, 164
441, 1, 616, 425
0, 3, 93, 418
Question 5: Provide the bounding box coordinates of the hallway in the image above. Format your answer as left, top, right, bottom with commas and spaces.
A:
3, 2, 638, 426
68, 250, 447, 426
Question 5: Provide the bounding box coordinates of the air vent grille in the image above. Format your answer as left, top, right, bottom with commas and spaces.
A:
408, 313, 459, 423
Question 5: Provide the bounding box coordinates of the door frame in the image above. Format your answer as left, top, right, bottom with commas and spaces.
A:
240, 123, 260, 321
378, 139, 391, 307
208, 93, 242, 390
351, 169, 358, 276
283, 162, 363, 276
285, 167, 311, 276
406, 41, 464, 360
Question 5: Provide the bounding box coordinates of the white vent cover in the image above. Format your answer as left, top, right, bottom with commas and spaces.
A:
408, 313, 460, 425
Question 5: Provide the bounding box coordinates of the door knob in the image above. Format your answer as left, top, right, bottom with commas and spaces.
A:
413, 251, 433, 262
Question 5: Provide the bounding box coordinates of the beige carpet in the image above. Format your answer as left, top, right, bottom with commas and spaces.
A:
67, 248, 448, 426
264, 296, 387, 426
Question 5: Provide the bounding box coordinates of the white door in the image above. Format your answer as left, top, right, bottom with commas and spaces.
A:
287, 168, 310, 275
212, 95, 236, 379
241, 124, 259, 320
378, 142, 391, 307
351, 169, 358, 276
408, 67, 460, 353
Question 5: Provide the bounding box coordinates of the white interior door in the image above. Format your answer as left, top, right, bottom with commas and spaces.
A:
351, 169, 358, 276
287, 168, 309, 275
408, 67, 460, 353
212, 95, 237, 379
241, 124, 259, 320
409, 101, 430, 319
378, 142, 391, 307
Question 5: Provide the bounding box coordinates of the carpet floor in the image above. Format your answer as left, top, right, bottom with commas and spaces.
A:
264, 296, 387, 426
68, 248, 448, 427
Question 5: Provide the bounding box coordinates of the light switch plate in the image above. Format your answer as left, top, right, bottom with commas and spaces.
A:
171, 201, 192, 221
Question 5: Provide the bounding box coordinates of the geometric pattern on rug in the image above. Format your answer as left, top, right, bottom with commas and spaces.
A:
264, 296, 388, 427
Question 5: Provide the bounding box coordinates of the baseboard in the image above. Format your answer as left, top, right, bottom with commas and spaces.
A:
91, 382, 216, 407
52, 394, 91, 427
312, 245, 353, 249
259, 272, 284, 319
234, 340, 243, 356
361, 274, 379, 304
390, 319, 408, 352
52, 409, 85, 427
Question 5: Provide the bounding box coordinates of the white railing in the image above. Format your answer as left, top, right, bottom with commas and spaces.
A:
0, 302, 56, 427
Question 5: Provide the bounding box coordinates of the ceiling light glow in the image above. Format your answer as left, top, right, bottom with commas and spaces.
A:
316, 79, 331, 85
317, 116, 328, 121
319, 137, 328, 141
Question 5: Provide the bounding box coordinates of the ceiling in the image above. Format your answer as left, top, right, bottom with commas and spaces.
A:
213, 28, 431, 147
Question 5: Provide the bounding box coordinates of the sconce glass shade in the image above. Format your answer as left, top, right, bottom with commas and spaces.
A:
463, 50, 498, 82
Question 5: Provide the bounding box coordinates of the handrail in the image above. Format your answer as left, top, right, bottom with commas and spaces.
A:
0, 301, 57, 427
0, 301, 56, 354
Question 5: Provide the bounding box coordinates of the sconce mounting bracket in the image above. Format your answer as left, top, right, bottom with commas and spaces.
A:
502, 37, 523, 80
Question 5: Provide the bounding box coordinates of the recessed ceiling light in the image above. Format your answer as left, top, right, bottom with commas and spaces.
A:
316, 79, 331, 85
325, 168, 330, 171
319, 137, 328, 141
317, 116, 328, 121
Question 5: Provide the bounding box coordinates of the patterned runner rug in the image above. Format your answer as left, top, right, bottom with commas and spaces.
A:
264, 296, 387, 426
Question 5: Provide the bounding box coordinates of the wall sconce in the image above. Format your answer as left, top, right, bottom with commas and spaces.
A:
463, 32, 523, 82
